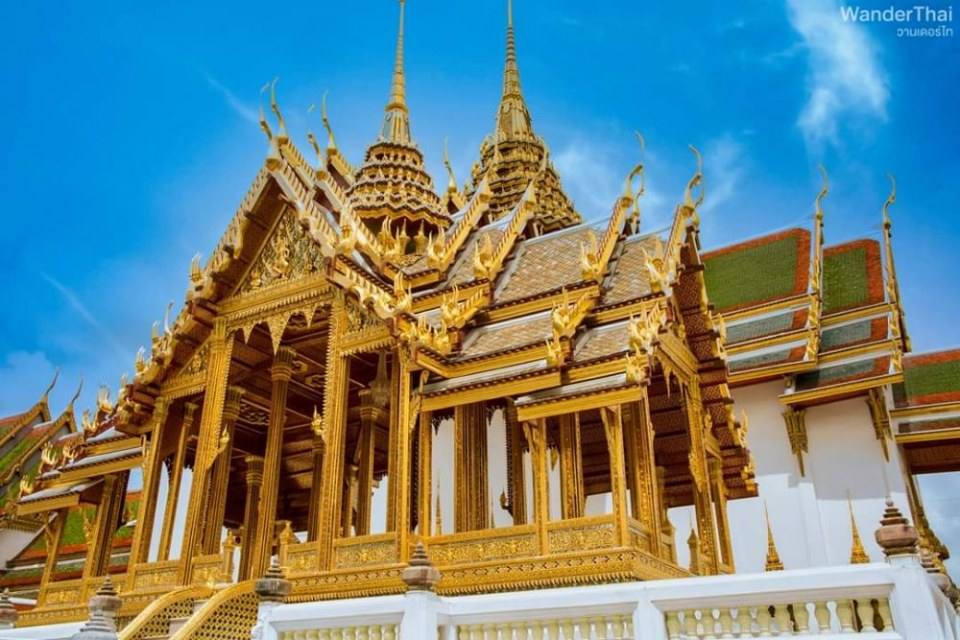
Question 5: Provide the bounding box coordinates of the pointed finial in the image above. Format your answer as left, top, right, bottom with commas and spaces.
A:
269, 77, 289, 143
764, 503, 784, 571
258, 81, 273, 141
66, 379, 84, 411
504, 0, 520, 97
847, 494, 870, 564
815, 164, 829, 223
443, 137, 457, 192
882, 173, 897, 226
41, 367, 61, 402
321, 91, 338, 151
379, 0, 412, 143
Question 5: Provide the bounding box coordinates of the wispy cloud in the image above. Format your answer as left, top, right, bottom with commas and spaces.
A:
554, 142, 623, 220
701, 134, 746, 215
40, 272, 127, 358
786, 0, 889, 148
203, 73, 259, 124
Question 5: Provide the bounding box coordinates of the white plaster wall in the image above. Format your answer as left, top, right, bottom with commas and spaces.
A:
0, 528, 38, 568
724, 380, 910, 575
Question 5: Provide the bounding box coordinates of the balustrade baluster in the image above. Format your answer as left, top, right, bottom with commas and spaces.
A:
735, 608, 752, 639
369, 625, 382, 640
703, 608, 719, 639
718, 608, 734, 638
836, 600, 855, 633
876, 598, 893, 632
318, 629, 331, 640
773, 605, 792, 636
756, 606, 772, 637
560, 619, 576, 640
812, 602, 830, 634
684, 609, 698, 638
792, 603, 810, 634
855, 599, 877, 632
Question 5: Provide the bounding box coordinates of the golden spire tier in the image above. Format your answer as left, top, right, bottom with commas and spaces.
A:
464, 0, 581, 232
346, 0, 448, 244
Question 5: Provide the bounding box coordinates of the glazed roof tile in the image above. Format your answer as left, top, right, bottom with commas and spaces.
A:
703, 228, 810, 313
458, 312, 553, 359
822, 239, 884, 314
893, 349, 960, 407
600, 234, 661, 306
494, 226, 596, 304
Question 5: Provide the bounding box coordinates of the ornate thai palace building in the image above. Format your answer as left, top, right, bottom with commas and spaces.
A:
1, 2, 958, 639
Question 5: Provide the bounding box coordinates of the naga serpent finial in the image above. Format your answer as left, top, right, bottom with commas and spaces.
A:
882, 173, 897, 225
269, 77, 288, 142
66, 379, 84, 411
683, 144, 705, 212
258, 81, 273, 140
41, 368, 61, 402
814, 164, 829, 222
443, 137, 457, 192
321, 91, 338, 151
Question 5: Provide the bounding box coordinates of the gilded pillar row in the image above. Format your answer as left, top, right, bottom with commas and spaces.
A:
316, 297, 350, 570
600, 406, 630, 547
558, 412, 584, 520
710, 458, 734, 571
523, 419, 550, 554
250, 345, 295, 580
179, 318, 235, 583
203, 385, 245, 554
239, 455, 264, 580
127, 396, 169, 577
157, 402, 196, 562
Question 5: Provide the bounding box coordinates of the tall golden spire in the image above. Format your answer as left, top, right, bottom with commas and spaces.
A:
764, 504, 784, 571
497, 0, 533, 140
381, 0, 411, 144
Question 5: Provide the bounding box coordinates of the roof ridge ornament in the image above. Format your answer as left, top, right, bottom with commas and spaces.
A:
41, 367, 60, 403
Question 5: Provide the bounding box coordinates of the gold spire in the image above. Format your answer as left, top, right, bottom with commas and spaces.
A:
381, 0, 411, 143
848, 496, 870, 564
881, 173, 910, 352
764, 504, 784, 571
496, 0, 533, 140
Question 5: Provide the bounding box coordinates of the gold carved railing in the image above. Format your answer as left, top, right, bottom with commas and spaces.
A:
546, 515, 618, 554
192, 551, 230, 586
20, 574, 122, 627
118, 585, 214, 640
286, 540, 321, 576
129, 559, 180, 591
333, 533, 398, 569
428, 525, 538, 566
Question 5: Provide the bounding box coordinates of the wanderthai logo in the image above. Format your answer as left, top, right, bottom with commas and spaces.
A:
840, 4, 954, 37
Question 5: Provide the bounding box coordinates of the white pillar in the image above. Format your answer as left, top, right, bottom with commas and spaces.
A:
399, 590, 441, 640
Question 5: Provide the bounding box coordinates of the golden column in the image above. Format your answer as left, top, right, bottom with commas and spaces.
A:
355, 389, 378, 536
557, 413, 584, 519
454, 402, 488, 531
709, 458, 734, 571
239, 455, 264, 580
390, 355, 415, 561
306, 428, 326, 542
600, 405, 630, 546
202, 385, 245, 553
683, 384, 719, 574
523, 418, 550, 554
83, 471, 128, 580
127, 396, 169, 576
179, 318, 235, 583
316, 297, 350, 569
38, 508, 67, 604
417, 409, 433, 535
157, 402, 196, 561
250, 345, 296, 579
505, 402, 527, 525
623, 392, 662, 555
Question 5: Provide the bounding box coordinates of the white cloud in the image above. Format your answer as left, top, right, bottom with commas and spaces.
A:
40, 272, 127, 359
701, 135, 746, 216
786, 0, 889, 147
203, 73, 259, 125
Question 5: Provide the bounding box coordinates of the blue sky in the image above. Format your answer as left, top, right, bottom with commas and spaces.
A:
0, 0, 958, 566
